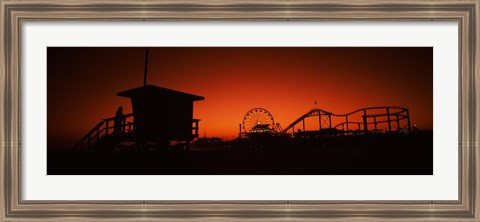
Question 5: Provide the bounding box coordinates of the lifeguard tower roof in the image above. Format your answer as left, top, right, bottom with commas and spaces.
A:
116, 84, 204, 142
117, 84, 204, 101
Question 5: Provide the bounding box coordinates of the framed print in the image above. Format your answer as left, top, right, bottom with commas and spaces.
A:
47, 46, 433, 176
1, 0, 479, 221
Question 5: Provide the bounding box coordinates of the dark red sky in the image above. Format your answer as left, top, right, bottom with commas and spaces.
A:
47, 47, 432, 147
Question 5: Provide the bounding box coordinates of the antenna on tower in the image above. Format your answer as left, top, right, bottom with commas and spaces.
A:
143, 49, 149, 86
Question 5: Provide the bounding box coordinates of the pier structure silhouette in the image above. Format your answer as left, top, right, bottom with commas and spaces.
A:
239, 107, 412, 139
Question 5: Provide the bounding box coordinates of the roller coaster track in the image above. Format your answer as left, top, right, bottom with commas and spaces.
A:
281, 106, 411, 134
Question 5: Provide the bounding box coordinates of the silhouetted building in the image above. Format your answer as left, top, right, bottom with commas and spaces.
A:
117, 84, 204, 145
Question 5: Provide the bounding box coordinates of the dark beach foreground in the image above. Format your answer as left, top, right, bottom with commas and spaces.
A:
48, 131, 433, 175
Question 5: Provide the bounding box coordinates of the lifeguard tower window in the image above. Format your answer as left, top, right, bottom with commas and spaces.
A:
117, 84, 204, 142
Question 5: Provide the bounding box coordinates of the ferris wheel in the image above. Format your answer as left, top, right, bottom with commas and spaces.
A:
242, 108, 275, 133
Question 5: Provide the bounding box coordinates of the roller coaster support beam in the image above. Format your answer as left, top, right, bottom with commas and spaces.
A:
396, 114, 401, 130
406, 109, 411, 132
328, 113, 332, 129
386, 107, 392, 132
345, 116, 349, 131
318, 115, 322, 130
363, 109, 368, 133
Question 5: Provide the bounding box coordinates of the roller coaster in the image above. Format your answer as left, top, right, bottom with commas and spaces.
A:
241, 106, 411, 138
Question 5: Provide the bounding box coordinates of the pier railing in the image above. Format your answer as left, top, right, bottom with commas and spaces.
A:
75, 114, 201, 150
74, 113, 134, 150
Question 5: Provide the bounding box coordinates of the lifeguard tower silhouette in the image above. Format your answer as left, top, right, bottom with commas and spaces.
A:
75, 49, 204, 150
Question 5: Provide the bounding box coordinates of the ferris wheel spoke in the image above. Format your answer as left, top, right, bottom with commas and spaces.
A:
253, 111, 259, 122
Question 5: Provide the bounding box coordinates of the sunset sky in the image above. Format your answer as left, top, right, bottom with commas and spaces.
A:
47, 47, 432, 147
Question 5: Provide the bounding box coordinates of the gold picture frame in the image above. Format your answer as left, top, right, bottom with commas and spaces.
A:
1, 0, 478, 221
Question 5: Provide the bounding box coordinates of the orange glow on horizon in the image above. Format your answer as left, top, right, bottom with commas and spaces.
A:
47, 47, 433, 147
